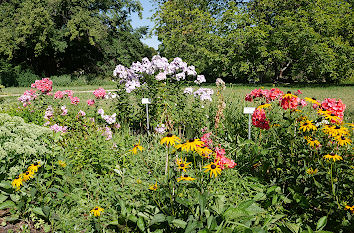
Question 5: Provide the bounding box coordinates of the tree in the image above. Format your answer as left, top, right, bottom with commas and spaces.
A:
153, 0, 354, 83
0, 0, 155, 85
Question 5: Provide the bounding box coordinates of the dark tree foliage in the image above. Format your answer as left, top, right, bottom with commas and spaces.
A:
0, 0, 155, 85
154, 0, 353, 83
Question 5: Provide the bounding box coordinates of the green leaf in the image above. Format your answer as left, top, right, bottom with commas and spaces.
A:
185, 220, 198, 233
245, 203, 264, 215
284, 222, 300, 233
10, 194, 20, 202
150, 213, 166, 226
223, 207, 248, 220
0, 200, 16, 210
108, 220, 119, 225
42, 206, 50, 217
137, 217, 145, 231
0, 181, 12, 190
171, 219, 187, 228
128, 214, 137, 223
32, 207, 46, 218
0, 193, 8, 203
316, 216, 327, 231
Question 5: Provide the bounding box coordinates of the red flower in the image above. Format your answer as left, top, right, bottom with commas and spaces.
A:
252, 108, 270, 130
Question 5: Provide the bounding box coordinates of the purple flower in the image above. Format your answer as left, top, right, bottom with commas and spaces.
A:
195, 75, 206, 84
156, 72, 167, 81
97, 108, 104, 116
184, 87, 194, 95
50, 124, 68, 133
61, 105, 68, 116
193, 88, 214, 102
44, 106, 54, 120
154, 124, 166, 134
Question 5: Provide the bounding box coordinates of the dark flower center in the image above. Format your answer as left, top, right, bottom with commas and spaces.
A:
312, 97, 316, 100
287, 91, 291, 94
335, 126, 340, 129
189, 138, 195, 142
211, 165, 216, 169
180, 164, 185, 167
331, 114, 336, 116
167, 133, 172, 137
26, 172, 29, 175
34, 162, 38, 166
303, 123, 308, 126
184, 175, 189, 177
134, 145, 138, 147
95, 208, 98, 210
341, 136, 345, 140
330, 153, 335, 156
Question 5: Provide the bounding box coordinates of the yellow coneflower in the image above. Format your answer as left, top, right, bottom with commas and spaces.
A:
196, 146, 213, 158
130, 141, 144, 154
28, 162, 41, 173
299, 120, 317, 132
345, 122, 354, 129
180, 138, 204, 152
149, 182, 158, 191
257, 103, 271, 109
90, 206, 104, 217
272, 124, 280, 127
323, 125, 349, 137
304, 136, 320, 147
22, 171, 34, 182
282, 93, 297, 99
160, 133, 181, 147
176, 158, 191, 172
323, 153, 343, 162
306, 167, 318, 175
335, 135, 352, 146
11, 176, 23, 190
58, 160, 66, 168
203, 160, 222, 178
305, 97, 320, 106
317, 109, 331, 116
345, 205, 354, 214
324, 113, 340, 123
177, 175, 196, 182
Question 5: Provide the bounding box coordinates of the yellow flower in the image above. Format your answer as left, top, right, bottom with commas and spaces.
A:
90, 206, 104, 217
28, 162, 41, 173
272, 124, 280, 127
305, 97, 320, 106
177, 175, 195, 182
306, 167, 318, 175
345, 205, 354, 214
22, 171, 34, 182
130, 141, 144, 154
176, 158, 191, 172
322, 125, 349, 137
324, 113, 340, 123
179, 138, 204, 152
299, 120, 317, 132
203, 160, 222, 178
257, 103, 271, 109
282, 93, 297, 99
317, 109, 331, 116
12, 176, 23, 190
149, 182, 158, 191
323, 153, 343, 162
136, 179, 142, 184
304, 136, 320, 147
196, 146, 213, 158
334, 135, 351, 146
58, 160, 66, 168
345, 122, 354, 129
160, 133, 181, 147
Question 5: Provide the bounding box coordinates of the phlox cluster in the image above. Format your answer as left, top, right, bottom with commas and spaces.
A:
98, 109, 116, 124
245, 88, 283, 102
44, 106, 54, 120
50, 124, 68, 133
215, 146, 237, 170
93, 88, 106, 99
252, 108, 270, 130
154, 124, 166, 134
54, 90, 74, 99
113, 56, 206, 93
321, 98, 346, 123
18, 89, 37, 107
31, 78, 52, 93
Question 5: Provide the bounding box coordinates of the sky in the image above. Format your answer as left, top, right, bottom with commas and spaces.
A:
130, 0, 161, 50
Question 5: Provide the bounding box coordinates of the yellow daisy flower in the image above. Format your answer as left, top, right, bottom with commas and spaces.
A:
324, 113, 340, 123
323, 153, 343, 162
196, 146, 213, 158
177, 175, 196, 182
282, 93, 297, 99
306, 167, 318, 175
323, 125, 349, 137
22, 171, 34, 182
345, 205, 354, 214
130, 141, 144, 154
149, 182, 158, 191
203, 160, 222, 178
176, 158, 191, 172
304, 136, 320, 147
90, 206, 104, 217
12, 176, 23, 190
335, 136, 352, 146
160, 133, 181, 147
304, 97, 320, 106
28, 162, 41, 173
58, 160, 66, 168
257, 103, 271, 109
180, 138, 204, 152
299, 120, 317, 132
317, 109, 331, 116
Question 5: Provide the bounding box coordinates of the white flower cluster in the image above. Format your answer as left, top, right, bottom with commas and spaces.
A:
113, 55, 206, 93
98, 109, 116, 124
183, 87, 214, 102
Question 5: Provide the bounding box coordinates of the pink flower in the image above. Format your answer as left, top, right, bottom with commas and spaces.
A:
61, 106, 68, 115
321, 98, 346, 123
93, 88, 106, 99
70, 96, 80, 105
300, 99, 307, 107
54, 91, 65, 99
252, 108, 270, 130
78, 110, 86, 117
280, 92, 300, 110
64, 90, 73, 98
31, 78, 53, 93
215, 146, 237, 170
295, 89, 303, 96
18, 89, 37, 106
201, 132, 213, 148
50, 124, 68, 133
87, 99, 95, 106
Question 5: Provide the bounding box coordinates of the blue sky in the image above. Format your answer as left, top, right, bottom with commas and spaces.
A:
130, 0, 161, 50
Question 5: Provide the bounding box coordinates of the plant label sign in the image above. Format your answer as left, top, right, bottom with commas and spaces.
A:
243, 107, 255, 140
141, 98, 152, 104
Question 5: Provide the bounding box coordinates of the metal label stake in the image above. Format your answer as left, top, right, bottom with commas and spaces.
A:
141, 98, 152, 130
243, 107, 255, 140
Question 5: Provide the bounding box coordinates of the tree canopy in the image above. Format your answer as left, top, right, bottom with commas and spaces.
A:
0, 0, 155, 86
154, 0, 354, 83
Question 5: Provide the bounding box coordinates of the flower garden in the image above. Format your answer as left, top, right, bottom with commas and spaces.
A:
0, 56, 353, 232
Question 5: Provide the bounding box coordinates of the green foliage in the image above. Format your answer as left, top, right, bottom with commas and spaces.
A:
154, 0, 354, 83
